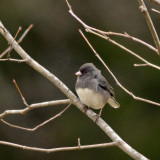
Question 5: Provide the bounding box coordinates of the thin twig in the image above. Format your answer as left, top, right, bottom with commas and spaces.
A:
65, 0, 160, 70
86, 28, 160, 70
0, 99, 70, 119
138, 0, 160, 55
151, 8, 160, 14
13, 79, 29, 107
78, 138, 81, 149
0, 24, 33, 59
7, 27, 22, 59
0, 140, 116, 153
134, 64, 148, 67
0, 20, 149, 160
105, 31, 158, 54
0, 58, 27, 63
79, 29, 160, 107
1, 103, 71, 131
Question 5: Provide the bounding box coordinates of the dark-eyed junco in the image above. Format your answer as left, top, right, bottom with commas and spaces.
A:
75, 63, 120, 118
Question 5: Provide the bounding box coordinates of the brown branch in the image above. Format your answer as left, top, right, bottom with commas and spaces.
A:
13, 79, 29, 107
0, 140, 117, 153
1, 103, 71, 131
105, 31, 158, 54
65, 0, 160, 70
7, 27, 22, 59
86, 28, 160, 70
79, 29, 160, 107
0, 24, 33, 59
0, 99, 71, 119
138, 0, 160, 55
0, 20, 149, 160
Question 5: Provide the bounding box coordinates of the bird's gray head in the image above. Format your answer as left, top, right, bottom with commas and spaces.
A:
75, 63, 100, 78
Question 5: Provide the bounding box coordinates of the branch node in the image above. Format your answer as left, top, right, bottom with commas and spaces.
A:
78, 137, 81, 149
116, 140, 123, 147
65, 0, 72, 11
139, 6, 147, 13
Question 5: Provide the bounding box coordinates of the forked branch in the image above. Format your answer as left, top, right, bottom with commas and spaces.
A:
0, 21, 149, 160
138, 0, 160, 55
79, 30, 160, 107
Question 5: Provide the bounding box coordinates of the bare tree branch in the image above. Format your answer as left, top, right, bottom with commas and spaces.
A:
86, 28, 160, 70
13, 79, 29, 107
151, 8, 160, 14
105, 31, 158, 54
0, 20, 149, 160
134, 64, 148, 67
65, 0, 160, 107
0, 99, 70, 119
138, 0, 160, 55
0, 24, 33, 59
79, 29, 160, 107
0, 58, 27, 62
7, 26, 22, 59
1, 103, 71, 131
65, 0, 160, 70
0, 140, 117, 153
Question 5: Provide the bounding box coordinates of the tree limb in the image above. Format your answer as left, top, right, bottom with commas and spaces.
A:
0, 140, 117, 153
79, 29, 160, 107
0, 24, 33, 59
1, 103, 71, 131
65, 0, 160, 69
138, 0, 160, 55
0, 99, 71, 119
0, 20, 149, 160
105, 31, 158, 54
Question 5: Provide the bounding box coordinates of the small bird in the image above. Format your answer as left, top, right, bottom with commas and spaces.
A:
75, 63, 119, 119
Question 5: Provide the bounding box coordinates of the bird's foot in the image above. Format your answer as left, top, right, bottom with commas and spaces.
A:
83, 105, 88, 113
94, 108, 103, 123
93, 114, 101, 123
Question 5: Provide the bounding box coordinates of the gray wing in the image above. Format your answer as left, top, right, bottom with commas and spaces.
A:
97, 74, 115, 97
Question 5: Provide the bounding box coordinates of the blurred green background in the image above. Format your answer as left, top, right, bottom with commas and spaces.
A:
0, 0, 160, 159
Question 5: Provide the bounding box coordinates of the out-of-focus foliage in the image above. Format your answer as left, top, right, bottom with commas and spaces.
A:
0, 0, 160, 160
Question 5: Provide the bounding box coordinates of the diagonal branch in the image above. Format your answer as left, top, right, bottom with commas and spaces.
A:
13, 79, 29, 107
79, 29, 160, 107
151, 8, 160, 14
86, 28, 160, 70
138, 0, 160, 55
0, 20, 149, 160
105, 31, 158, 54
65, 0, 160, 70
0, 24, 33, 59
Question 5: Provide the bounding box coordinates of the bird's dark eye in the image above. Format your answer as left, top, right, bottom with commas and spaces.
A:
80, 69, 87, 74
84, 70, 87, 74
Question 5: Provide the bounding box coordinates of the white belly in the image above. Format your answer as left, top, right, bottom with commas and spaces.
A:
76, 88, 105, 109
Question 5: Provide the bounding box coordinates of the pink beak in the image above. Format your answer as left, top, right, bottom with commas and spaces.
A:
75, 71, 82, 76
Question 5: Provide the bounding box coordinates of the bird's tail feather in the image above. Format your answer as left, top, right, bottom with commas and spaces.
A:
108, 97, 120, 109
